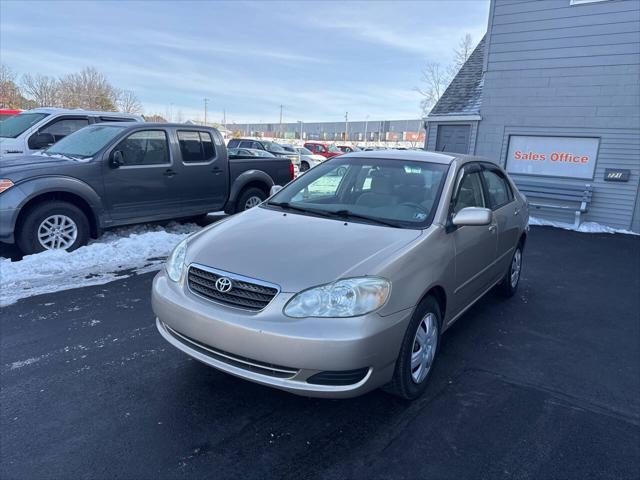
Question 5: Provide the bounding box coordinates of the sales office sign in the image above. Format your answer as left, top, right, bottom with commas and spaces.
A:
506, 135, 599, 180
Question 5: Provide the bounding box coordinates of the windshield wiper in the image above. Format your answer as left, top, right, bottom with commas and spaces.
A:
266, 201, 322, 215
326, 210, 401, 228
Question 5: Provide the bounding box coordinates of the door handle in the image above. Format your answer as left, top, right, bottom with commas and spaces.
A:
514, 208, 520, 216
488, 225, 497, 233
163, 169, 177, 177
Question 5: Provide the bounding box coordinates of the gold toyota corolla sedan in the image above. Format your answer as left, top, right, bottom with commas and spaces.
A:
152, 151, 528, 399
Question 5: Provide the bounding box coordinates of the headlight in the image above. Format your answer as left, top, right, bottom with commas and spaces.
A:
165, 238, 188, 282
0, 179, 14, 194
284, 277, 391, 318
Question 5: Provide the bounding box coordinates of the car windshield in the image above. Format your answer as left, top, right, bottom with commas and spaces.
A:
297, 147, 313, 155
45, 124, 125, 159
0, 112, 49, 138
266, 157, 448, 228
264, 141, 287, 154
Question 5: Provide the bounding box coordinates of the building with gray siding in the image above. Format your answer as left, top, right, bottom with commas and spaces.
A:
426, 0, 640, 232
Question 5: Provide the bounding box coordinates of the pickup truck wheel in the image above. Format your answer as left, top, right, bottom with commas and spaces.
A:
237, 187, 266, 211
17, 201, 90, 254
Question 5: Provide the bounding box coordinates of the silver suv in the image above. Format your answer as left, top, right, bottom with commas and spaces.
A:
153, 150, 529, 399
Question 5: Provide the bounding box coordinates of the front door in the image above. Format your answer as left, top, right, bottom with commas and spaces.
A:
450, 166, 498, 314
436, 125, 471, 154
102, 129, 182, 222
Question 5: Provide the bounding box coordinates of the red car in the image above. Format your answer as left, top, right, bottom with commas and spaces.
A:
303, 141, 343, 159
337, 145, 361, 153
0, 109, 21, 122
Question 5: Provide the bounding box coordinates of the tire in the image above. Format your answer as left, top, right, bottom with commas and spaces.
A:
498, 244, 523, 298
236, 187, 266, 212
301, 161, 310, 172
384, 295, 441, 400
16, 201, 90, 255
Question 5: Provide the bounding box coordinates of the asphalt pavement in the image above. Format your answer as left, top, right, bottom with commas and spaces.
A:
1, 226, 639, 479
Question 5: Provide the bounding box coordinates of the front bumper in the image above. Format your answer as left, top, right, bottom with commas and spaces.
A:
152, 270, 412, 398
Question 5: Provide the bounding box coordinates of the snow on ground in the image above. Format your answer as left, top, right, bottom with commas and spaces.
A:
0, 222, 200, 307
528, 217, 639, 235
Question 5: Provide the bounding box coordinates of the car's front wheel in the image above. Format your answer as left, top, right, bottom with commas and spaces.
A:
384, 295, 441, 399
16, 201, 90, 254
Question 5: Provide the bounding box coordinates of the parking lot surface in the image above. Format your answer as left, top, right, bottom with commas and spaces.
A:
1, 226, 639, 479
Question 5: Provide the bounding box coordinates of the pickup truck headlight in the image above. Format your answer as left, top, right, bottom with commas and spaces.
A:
284, 277, 391, 318
165, 238, 188, 282
0, 179, 14, 194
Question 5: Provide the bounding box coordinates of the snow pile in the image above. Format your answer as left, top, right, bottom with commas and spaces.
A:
0, 222, 200, 307
529, 216, 638, 235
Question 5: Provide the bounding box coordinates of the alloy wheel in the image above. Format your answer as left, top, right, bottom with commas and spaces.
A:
244, 196, 263, 209
37, 214, 78, 250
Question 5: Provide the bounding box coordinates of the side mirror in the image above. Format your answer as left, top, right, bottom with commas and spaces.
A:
270, 185, 283, 196
109, 150, 124, 168
29, 132, 55, 150
452, 207, 492, 227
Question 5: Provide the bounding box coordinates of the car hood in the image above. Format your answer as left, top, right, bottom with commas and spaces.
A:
186, 206, 422, 292
0, 153, 76, 176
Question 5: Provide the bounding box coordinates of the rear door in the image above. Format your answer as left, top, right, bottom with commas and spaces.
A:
176, 129, 229, 212
450, 164, 498, 312
480, 165, 519, 276
102, 128, 182, 222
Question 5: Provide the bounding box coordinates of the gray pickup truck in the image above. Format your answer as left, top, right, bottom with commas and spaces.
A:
0, 123, 294, 254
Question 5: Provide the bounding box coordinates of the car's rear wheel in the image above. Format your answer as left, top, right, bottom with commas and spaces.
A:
237, 187, 266, 212
384, 295, 441, 400
300, 161, 310, 172
17, 201, 90, 254
498, 244, 523, 297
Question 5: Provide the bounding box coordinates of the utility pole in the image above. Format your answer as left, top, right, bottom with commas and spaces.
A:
203, 98, 209, 125
223, 109, 226, 129
344, 111, 349, 142
278, 105, 284, 139
364, 114, 369, 146
298, 120, 303, 141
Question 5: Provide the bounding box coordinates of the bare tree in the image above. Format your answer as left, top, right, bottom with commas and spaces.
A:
143, 114, 167, 122
417, 34, 476, 116
117, 89, 142, 114
58, 67, 118, 111
0, 63, 29, 109
22, 73, 60, 107
417, 62, 450, 116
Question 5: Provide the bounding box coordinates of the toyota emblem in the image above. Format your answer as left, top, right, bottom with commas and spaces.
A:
215, 277, 233, 293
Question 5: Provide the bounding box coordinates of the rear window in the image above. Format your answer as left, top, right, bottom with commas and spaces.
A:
178, 130, 216, 163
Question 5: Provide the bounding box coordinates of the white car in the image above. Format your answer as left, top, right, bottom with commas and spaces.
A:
295, 146, 325, 171
0, 108, 143, 158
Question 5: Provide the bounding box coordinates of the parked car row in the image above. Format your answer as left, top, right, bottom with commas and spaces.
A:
0, 121, 295, 254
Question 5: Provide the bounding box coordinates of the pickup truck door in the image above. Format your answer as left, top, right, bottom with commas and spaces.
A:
174, 129, 229, 212
102, 128, 183, 222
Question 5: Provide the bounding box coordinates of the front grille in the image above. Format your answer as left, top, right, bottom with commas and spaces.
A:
187, 265, 279, 311
163, 323, 298, 379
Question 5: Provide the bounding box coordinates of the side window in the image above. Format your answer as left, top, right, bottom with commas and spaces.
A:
117, 130, 170, 166
227, 139, 240, 148
238, 140, 252, 148
251, 141, 262, 150
453, 170, 485, 214
40, 118, 89, 141
177, 130, 216, 163
481, 169, 513, 209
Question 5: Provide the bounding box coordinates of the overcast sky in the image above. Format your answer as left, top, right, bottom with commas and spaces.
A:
1, 0, 490, 123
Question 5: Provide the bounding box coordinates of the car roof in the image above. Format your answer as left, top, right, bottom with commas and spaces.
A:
27, 107, 141, 118
338, 149, 496, 166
